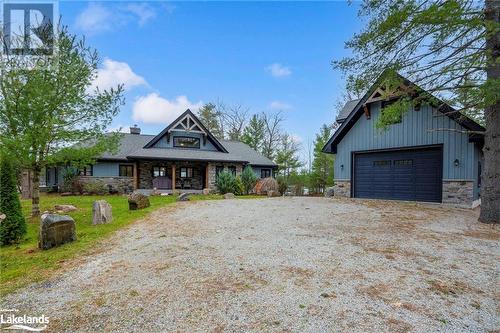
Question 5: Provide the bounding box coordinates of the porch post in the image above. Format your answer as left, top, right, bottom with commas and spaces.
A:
172, 164, 176, 193
133, 162, 138, 190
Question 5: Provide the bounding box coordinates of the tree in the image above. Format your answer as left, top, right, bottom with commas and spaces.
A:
334, 0, 499, 224
275, 133, 302, 178
241, 114, 266, 151
310, 124, 335, 193
197, 103, 224, 139
225, 104, 249, 141
0, 28, 123, 216
262, 112, 284, 160
241, 165, 258, 194
0, 156, 26, 245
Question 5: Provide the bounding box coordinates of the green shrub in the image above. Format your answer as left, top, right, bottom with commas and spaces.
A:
241, 165, 257, 194
61, 166, 83, 193
277, 176, 288, 195
216, 171, 238, 194
0, 157, 27, 245
83, 180, 108, 195
234, 176, 244, 195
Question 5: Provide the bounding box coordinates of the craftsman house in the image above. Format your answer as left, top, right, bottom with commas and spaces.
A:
323, 71, 484, 208
43, 109, 277, 193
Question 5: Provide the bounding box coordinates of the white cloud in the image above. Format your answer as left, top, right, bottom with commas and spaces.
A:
126, 3, 156, 26
266, 63, 291, 77
90, 58, 147, 92
75, 2, 163, 34
132, 94, 203, 124
290, 134, 303, 144
269, 101, 291, 110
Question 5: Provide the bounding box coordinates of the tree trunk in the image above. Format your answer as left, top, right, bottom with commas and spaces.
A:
479, 0, 500, 224
31, 166, 41, 217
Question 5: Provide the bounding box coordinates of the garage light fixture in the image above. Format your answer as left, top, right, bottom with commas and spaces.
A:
454, 159, 460, 167
340, 164, 344, 170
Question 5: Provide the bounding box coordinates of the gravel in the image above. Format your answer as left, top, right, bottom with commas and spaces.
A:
2, 197, 499, 332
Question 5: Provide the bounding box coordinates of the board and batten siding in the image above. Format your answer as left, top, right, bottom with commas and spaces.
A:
335, 101, 482, 199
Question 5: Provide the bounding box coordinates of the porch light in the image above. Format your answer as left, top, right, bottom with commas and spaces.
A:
454, 159, 460, 167
340, 164, 344, 170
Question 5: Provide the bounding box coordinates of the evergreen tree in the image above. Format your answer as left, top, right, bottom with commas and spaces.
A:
241, 165, 258, 194
0, 156, 27, 245
275, 134, 302, 178
197, 103, 224, 139
310, 124, 335, 193
241, 114, 265, 151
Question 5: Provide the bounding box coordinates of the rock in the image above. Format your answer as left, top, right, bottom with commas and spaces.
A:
202, 188, 210, 195
60, 192, 73, 197
324, 187, 335, 198
267, 190, 280, 197
254, 178, 279, 195
39, 214, 76, 250
92, 200, 113, 225
54, 204, 77, 213
160, 193, 170, 196
128, 193, 150, 210
0, 213, 5, 223
177, 193, 191, 202
224, 193, 235, 199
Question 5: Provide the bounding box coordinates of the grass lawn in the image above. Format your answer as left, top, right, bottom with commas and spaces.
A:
0, 193, 262, 296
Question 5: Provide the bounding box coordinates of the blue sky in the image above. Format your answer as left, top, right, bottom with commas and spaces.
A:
62, 1, 360, 160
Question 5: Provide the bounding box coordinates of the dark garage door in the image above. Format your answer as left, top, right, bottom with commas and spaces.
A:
353, 147, 442, 202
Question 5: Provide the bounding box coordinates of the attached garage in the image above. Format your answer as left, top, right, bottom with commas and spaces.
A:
353, 146, 443, 203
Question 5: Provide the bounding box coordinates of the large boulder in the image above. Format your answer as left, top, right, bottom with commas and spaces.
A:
92, 200, 113, 225
54, 204, 77, 213
39, 214, 77, 250
177, 193, 191, 202
267, 190, 280, 197
128, 193, 150, 210
324, 187, 335, 198
202, 188, 210, 195
254, 177, 279, 195
224, 193, 235, 199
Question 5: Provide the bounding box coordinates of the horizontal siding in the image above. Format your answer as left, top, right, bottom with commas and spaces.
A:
335, 102, 480, 184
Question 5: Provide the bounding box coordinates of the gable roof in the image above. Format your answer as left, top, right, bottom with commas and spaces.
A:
143, 109, 228, 153
323, 70, 485, 154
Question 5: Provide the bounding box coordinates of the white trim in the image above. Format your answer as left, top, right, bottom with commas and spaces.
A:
169, 114, 206, 135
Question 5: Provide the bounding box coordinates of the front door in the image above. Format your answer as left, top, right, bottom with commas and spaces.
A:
152, 166, 172, 189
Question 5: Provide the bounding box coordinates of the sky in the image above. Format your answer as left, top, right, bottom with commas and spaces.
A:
60, 1, 361, 162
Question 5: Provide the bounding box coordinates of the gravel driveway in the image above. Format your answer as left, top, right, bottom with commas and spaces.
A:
2, 197, 499, 332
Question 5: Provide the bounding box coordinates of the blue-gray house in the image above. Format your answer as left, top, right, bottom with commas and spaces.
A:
323, 72, 484, 208
44, 109, 277, 193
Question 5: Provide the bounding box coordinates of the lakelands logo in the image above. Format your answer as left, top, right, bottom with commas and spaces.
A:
0, 309, 49, 331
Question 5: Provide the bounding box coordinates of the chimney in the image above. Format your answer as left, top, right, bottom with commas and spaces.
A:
130, 125, 141, 135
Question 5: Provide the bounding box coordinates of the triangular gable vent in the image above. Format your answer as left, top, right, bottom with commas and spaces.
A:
170, 113, 206, 134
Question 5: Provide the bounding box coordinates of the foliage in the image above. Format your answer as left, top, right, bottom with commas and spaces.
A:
241, 114, 266, 152
0, 28, 124, 216
215, 171, 238, 194
276, 176, 288, 195
197, 103, 225, 139
61, 167, 83, 194
82, 180, 109, 195
234, 176, 245, 196
310, 124, 335, 192
275, 133, 302, 178
0, 157, 27, 245
240, 166, 258, 194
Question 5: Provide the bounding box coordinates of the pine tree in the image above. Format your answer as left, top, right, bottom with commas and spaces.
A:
241, 165, 258, 194
197, 103, 224, 139
310, 124, 334, 193
0, 156, 27, 245
241, 114, 265, 151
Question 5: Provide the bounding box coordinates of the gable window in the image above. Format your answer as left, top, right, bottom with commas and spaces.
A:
173, 136, 200, 149
153, 166, 167, 177
180, 167, 193, 178
216, 166, 224, 179
228, 166, 236, 176
261, 169, 271, 178
119, 165, 134, 177
80, 165, 93, 176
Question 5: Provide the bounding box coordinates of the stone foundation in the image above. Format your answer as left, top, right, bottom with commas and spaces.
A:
207, 162, 244, 191
333, 180, 351, 198
442, 180, 474, 207
79, 176, 134, 194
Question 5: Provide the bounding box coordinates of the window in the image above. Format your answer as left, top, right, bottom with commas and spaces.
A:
261, 169, 271, 178
180, 167, 193, 178
119, 165, 134, 177
173, 136, 200, 149
80, 165, 93, 176
216, 166, 224, 179
373, 160, 391, 166
228, 166, 236, 176
45, 169, 50, 185
394, 159, 413, 166
153, 166, 167, 177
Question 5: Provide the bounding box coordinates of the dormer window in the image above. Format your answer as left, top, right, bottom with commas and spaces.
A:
173, 136, 200, 149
